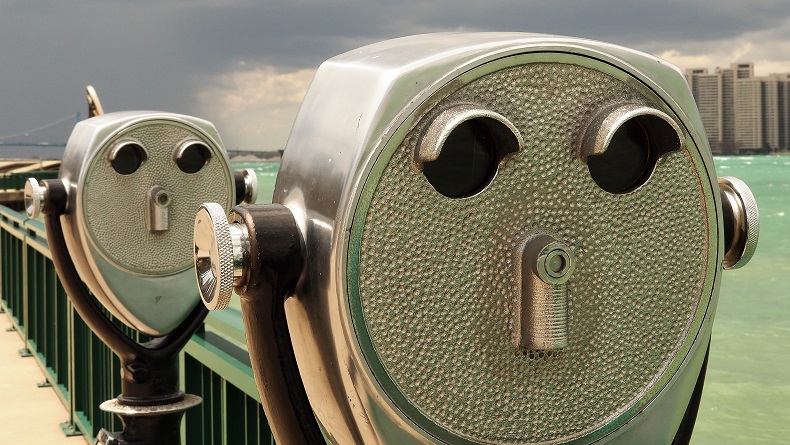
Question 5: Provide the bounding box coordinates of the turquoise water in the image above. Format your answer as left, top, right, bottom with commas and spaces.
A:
233, 157, 790, 443
692, 155, 790, 444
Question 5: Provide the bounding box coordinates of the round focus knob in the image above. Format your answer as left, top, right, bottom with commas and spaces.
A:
241, 168, 258, 204
194, 203, 249, 310
24, 178, 47, 218
718, 176, 759, 270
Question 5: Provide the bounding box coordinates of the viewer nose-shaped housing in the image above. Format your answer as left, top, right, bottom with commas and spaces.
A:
196, 34, 759, 444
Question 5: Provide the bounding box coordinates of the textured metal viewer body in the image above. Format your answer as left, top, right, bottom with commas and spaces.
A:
267, 33, 724, 444
59, 111, 234, 335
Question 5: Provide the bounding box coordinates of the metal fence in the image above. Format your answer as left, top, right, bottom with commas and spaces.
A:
0, 205, 274, 444
0, 170, 59, 191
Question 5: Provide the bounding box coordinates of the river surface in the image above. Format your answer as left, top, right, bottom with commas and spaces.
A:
691, 155, 790, 444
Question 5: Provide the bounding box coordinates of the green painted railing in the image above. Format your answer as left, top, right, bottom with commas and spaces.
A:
0, 204, 274, 444
0, 170, 59, 191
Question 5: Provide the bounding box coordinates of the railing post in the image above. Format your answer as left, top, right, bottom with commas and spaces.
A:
61, 294, 81, 437
19, 211, 32, 357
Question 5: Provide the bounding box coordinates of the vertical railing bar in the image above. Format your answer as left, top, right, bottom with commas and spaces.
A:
35, 246, 40, 355
46, 251, 55, 370
222, 377, 227, 445
68, 290, 78, 432
22, 231, 31, 356
202, 362, 208, 445
1, 229, 6, 310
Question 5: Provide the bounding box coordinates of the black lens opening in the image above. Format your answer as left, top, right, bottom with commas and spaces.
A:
587, 119, 653, 194
110, 143, 147, 175
176, 143, 211, 174
422, 118, 505, 198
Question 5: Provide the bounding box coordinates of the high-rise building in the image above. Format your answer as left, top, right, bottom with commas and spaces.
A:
763, 77, 781, 150
684, 62, 790, 153
735, 77, 763, 150
771, 73, 790, 151
685, 68, 722, 151
719, 63, 754, 153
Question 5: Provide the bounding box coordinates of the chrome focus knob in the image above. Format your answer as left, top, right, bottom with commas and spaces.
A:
241, 168, 258, 204
24, 178, 47, 218
194, 203, 249, 310
719, 176, 759, 269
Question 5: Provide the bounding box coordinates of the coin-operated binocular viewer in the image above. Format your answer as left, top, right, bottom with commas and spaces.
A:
25, 112, 257, 445
194, 33, 759, 445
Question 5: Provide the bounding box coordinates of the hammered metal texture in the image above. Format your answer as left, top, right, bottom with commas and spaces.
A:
356, 63, 711, 444
83, 122, 230, 275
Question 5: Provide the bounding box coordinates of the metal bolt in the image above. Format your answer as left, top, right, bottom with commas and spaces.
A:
536, 242, 575, 285
125, 362, 150, 383
156, 190, 170, 206
96, 429, 121, 445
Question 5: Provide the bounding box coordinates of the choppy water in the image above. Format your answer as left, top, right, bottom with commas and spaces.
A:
692, 156, 790, 444
235, 157, 790, 443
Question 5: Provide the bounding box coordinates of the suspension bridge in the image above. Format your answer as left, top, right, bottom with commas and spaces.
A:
0, 111, 283, 163
0, 113, 81, 160
0, 114, 79, 205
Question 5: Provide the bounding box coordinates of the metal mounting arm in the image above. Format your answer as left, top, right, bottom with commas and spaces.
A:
194, 203, 324, 445
34, 178, 206, 444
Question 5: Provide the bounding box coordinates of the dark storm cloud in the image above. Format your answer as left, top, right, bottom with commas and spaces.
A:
166, 0, 790, 70
1, 1, 200, 138
2, 0, 790, 147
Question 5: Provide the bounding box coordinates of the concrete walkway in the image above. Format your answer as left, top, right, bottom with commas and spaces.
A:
0, 313, 88, 444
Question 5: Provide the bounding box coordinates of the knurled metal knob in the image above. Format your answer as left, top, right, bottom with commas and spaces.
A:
719, 176, 759, 270
194, 203, 249, 310
24, 178, 47, 218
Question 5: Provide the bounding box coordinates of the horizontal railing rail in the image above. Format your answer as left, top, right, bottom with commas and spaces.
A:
0, 170, 59, 191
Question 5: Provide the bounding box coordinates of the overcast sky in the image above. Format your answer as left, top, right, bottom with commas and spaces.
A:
3, 0, 790, 153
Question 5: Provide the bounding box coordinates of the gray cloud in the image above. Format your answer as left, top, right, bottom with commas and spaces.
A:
167, 1, 790, 69
3, 0, 790, 150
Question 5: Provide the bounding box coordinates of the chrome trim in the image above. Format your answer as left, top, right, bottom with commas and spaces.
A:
719, 176, 759, 269
145, 186, 170, 232
415, 104, 522, 168
24, 178, 46, 218
579, 103, 683, 161
242, 168, 259, 204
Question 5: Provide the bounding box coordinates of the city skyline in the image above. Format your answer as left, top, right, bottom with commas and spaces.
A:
686, 62, 790, 154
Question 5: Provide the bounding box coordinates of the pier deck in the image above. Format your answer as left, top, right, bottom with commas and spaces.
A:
0, 314, 87, 444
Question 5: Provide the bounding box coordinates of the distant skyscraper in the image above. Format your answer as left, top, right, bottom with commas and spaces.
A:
685, 68, 722, 151
719, 63, 754, 153
684, 62, 790, 153
762, 77, 781, 150
735, 77, 763, 150
770, 73, 790, 150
